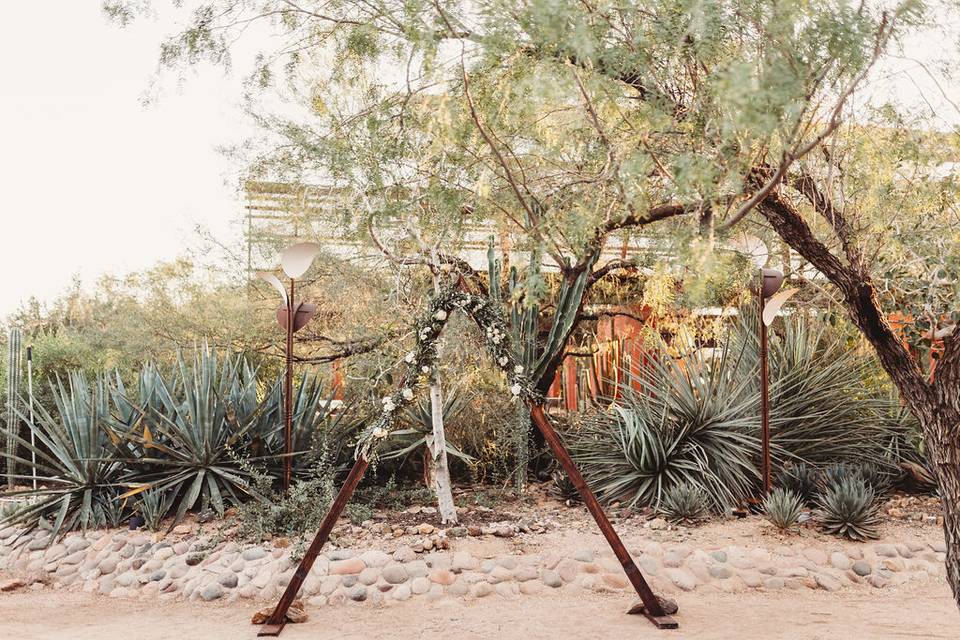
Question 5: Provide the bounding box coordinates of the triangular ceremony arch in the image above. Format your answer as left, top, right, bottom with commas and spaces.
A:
255, 287, 679, 635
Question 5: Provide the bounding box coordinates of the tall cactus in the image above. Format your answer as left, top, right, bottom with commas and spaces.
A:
6, 328, 22, 489
487, 239, 594, 492
487, 238, 593, 390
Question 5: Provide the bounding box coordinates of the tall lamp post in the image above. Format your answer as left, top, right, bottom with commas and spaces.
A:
757, 268, 797, 496
257, 242, 320, 492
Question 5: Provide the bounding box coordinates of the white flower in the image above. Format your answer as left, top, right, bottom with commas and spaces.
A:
434, 310, 448, 321
514, 365, 524, 374
510, 384, 522, 396
498, 356, 509, 366
405, 352, 416, 364
420, 326, 432, 338
402, 388, 414, 400
491, 335, 502, 344
381, 397, 396, 412
373, 427, 389, 439
421, 365, 431, 374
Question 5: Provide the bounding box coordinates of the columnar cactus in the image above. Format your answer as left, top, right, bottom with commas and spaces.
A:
5, 328, 21, 489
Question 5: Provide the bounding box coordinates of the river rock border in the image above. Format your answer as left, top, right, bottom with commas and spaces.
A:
0, 526, 947, 605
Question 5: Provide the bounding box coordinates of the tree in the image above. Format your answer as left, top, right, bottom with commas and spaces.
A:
105, 0, 960, 607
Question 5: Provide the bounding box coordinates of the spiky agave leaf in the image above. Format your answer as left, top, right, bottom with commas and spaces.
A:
816, 477, 881, 541
0, 372, 127, 541
658, 482, 709, 524
137, 488, 173, 531
569, 345, 761, 512
763, 487, 804, 530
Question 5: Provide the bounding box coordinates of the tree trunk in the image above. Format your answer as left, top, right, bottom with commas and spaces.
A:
922, 412, 960, 607
428, 376, 458, 524
427, 259, 457, 525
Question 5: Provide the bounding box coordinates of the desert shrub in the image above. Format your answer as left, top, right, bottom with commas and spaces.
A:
816, 477, 882, 541
237, 459, 337, 543
763, 487, 804, 530
658, 483, 710, 523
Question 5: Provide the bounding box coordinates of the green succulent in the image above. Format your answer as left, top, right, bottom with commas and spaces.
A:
658, 483, 710, 524
763, 487, 804, 530
137, 488, 172, 531
816, 477, 882, 541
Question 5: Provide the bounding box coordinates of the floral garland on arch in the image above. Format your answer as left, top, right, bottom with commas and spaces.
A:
356, 288, 541, 459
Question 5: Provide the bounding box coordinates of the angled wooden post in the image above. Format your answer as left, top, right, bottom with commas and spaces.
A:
257, 457, 370, 637
529, 404, 677, 629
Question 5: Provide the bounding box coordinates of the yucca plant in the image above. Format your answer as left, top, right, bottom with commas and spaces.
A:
0, 372, 127, 540
816, 477, 882, 541
733, 313, 902, 472
658, 483, 709, 524
112, 346, 271, 526
763, 487, 804, 530
775, 463, 819, 504
569, 346, 761, 512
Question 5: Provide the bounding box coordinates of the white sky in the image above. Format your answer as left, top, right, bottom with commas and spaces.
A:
0, 4, 957, 318
0, 3, 252, 316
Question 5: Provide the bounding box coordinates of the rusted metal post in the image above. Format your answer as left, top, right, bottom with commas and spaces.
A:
283, 279, 295, 493
529, 404, 677, 629
258, 456, 370, 637
759, 292, 771, 497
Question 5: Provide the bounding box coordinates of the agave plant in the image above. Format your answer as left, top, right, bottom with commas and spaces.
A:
569, 346, 761, 512
658, 482, 709, 523
112, 347, 272, 525
137, 488, 172, 531
763, 487, 804, 530
0, 372, 128, 539
816, 477, 882, 541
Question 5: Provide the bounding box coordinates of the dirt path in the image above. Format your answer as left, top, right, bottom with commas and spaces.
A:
2, 580, 956, 640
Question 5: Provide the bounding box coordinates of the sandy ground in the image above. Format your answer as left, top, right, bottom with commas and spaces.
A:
2, 580, 956, 640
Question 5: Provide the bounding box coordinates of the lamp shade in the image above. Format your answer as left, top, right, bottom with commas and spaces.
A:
281, 242, 321, 279
256, 271, 288, 305
760, 268, 784, 299
276, 302, 318, 333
